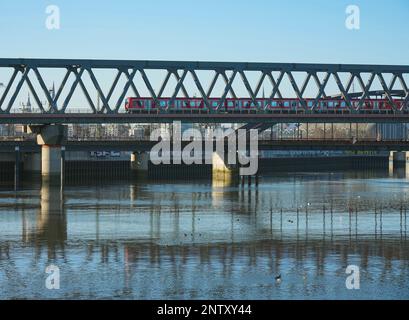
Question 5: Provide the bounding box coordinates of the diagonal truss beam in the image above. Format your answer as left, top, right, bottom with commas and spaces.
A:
189, 69, 210, 108
239, 71, 258, 107
172, 70, 189, 98
355, 73, 375, 109
169, 69, 188, 108
0, 68, 19, 113
312, 73, 329, 99
87, 68, 112, 113
217, 70, 237, 110
311, 72, 330, 109
24, 72, 46, 113
139, 69, 158, 102
54, 68, 72, 111
397, 74, 409, 110
286, 72, 307, 109
62, 68, 97, 113
300, 73, 312, 97
157, 70, 172, 98
332, 72, 353, 109
254, 72, 267, 98
267, 71, 284, 101
206, 71, 220, 97
220, 71, 237, 99
377, 73, 397, 110
32, 67, 57, 112
114, 68, 138, 112
6, 67, 44, 113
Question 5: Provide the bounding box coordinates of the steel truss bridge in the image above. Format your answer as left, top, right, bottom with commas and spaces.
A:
0, 58, 408, 124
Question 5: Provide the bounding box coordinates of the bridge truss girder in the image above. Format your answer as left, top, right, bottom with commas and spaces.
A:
0, 59, 408, 114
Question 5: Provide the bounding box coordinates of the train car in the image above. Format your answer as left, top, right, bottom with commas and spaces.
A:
267, 99, 297, 113
125, 97, 157, 112
125, 97, 403, 113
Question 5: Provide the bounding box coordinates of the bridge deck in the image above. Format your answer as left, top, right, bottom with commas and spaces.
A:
1, 113, 409, 124
1, 139, 409, 152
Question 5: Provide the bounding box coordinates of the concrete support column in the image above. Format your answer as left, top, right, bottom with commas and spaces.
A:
212, 151, 238, 181
393, 151, 407, 164
131, 151, 149, 173
390, 151, 409, 178
42, 145, 62, 176
29, 125, 67, 179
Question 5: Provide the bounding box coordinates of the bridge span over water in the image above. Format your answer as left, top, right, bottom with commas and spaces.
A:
0, 59, 408, 124
1, 58, 409, 185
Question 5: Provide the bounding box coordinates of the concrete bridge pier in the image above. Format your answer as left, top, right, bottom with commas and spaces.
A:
212, 150, 238, 182
130, 151, 149, 175
390, 151, 409, 178
28, 125, 67, 180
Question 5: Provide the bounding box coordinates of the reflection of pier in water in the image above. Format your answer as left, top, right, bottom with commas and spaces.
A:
0, 174, 407, 298
5, 176, 405, 261
20, 179, 67, 259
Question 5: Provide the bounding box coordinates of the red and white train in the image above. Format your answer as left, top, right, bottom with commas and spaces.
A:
125, 97, 405, 113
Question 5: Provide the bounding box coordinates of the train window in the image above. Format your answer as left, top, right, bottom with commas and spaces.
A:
235, 101, 241, 107
291, 101, 297, 108
322, 102, 327, 107
307, 101, 313, 107
190, 101, 196, 107
284, 101, 289, 107
212, 101, 218, 108
227, 101, 234, 107
341, 101, 346, 107
160, 101, 166, 107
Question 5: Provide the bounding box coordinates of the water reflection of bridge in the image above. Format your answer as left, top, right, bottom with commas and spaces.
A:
1, 175, 405, 264
0, 175, 407, 299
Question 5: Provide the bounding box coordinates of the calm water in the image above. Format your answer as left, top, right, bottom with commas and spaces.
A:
0, 169, 408, 299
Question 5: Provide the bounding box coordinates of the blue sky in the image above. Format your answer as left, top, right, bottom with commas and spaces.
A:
0, 0, 408, 64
